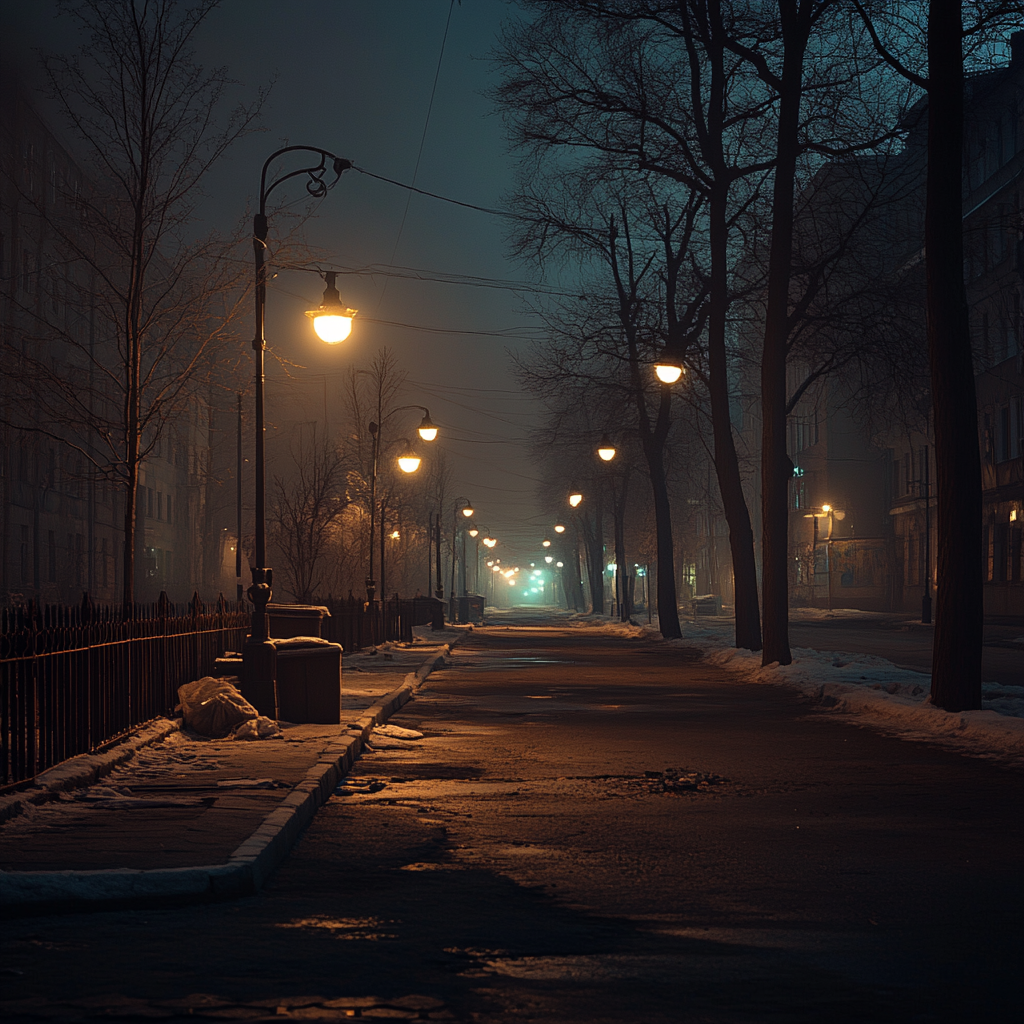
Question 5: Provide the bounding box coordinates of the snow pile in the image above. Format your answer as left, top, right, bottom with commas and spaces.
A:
575, 612, 1024, 762
703, 643, 1024, 761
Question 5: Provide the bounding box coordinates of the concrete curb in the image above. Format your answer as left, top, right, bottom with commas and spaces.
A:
0, 644, 454, 912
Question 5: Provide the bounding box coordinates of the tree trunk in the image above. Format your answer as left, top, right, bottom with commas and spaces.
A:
760, 6, 807, 667
648, 443, 682, 638
926, 2, 982, 711
708, 180, 762, 650
613, 471, 630, 621
587, 488, 606, 614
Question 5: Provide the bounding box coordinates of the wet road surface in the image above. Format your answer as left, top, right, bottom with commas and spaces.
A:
2, 620, 1021, 1023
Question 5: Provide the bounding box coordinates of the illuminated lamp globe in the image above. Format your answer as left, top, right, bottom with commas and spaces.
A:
554, 524, 565, 533
654, 345, 685, 384
556, 561, 563, 568
397, 442, 421, 474
417, 410, 438, 442
597, 434, 616, 461
542, 538, 551, 548
544, 556, 553, 564
461, 503, 474, 517
569, 491, 583, 508
468, 527, 479, 538
306, 272, 356, 344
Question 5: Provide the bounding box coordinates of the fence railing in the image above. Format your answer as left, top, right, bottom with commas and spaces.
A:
1, 594, 249, 788
321, 595, 442, 651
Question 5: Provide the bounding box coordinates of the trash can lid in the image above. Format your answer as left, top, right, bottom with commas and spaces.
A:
268, 635, 337, 650
266, 604, 331, 618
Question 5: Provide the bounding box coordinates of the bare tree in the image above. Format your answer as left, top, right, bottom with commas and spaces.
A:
269, 426, 346, 603
4, 0, 265, 609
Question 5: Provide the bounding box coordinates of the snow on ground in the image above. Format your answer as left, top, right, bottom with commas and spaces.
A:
564, 611, 1024, 763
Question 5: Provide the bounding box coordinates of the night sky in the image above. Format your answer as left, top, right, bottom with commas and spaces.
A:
4, 0, 550, 563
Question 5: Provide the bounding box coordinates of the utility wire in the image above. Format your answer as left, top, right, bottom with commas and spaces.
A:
377, 0, 456, 313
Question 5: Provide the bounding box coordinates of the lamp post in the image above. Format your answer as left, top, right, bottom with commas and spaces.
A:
449, 498, 474, 619
366, 405, 437, 603
244, 145, 353, 708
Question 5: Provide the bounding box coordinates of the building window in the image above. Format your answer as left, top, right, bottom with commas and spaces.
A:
996, 405, 1011, 462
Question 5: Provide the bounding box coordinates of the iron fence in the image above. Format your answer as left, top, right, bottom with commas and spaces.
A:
1, 594, 249, 788
321, 595, 441, 651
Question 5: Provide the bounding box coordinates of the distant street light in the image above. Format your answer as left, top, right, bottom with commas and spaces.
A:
417, 411, 438, 441
244, 144, 352, 706
396, 439, 422, 474
542, 538, 551, 548
654, 343, 685, 384
366, 406, 437, 602
568, 489, 583, 508
597, 434, 617, 461
554, 524, 565, 533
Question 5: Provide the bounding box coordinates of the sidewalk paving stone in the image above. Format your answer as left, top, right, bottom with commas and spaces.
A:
0, 630, 462, 910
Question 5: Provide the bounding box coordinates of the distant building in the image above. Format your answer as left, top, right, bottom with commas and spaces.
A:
731, 33, 1024, 618
0, 74, 219, 605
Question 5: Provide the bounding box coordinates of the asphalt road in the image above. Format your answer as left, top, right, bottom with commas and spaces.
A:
2, 619, 1021, 1023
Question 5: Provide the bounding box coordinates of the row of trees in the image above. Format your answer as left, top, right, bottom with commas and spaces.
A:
267, 348, 452, 604
497, 1, 1022, 712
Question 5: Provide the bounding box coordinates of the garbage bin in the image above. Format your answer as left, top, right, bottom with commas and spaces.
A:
267, 603, 331, 639
271, 636, 343, 724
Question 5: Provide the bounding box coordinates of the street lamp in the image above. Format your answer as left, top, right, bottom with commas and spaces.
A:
597, 434, 617, 461
449, 498, 475, 618
554, 523, 565, 534
542, 538, 551, 548
305, 271, 356, 343
366, 406, 437, 602
653, 342, 685, 384
804, 503, 844, 613
396, 442, 422, 474
244, 144, 352, 709
417, 410, 438, 441
568, 487, 583, 508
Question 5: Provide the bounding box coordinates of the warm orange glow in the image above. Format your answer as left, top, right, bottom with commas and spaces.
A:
554, 524, 565, 533
654, 362, 683, 384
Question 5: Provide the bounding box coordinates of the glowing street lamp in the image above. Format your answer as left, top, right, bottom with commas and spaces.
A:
305, 271, 356, 343
542, 538, 551, 548
654, 342, 685, 384
554, 523, 565, 533
417, 410, 438, 441
597, 434, 616, 461
569, 490, 583, 508
396, 440, 421, 474
245, 144, 351, 708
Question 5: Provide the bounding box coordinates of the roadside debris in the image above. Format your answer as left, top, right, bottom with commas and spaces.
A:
177, 677, 258, 738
